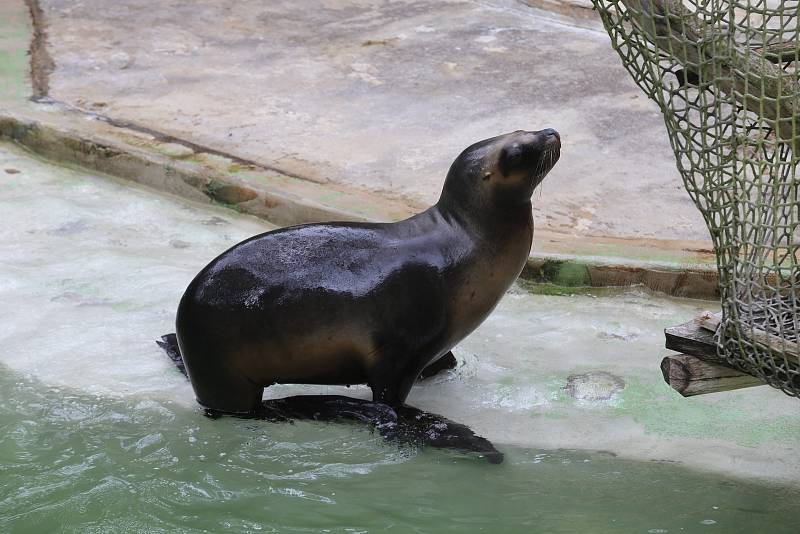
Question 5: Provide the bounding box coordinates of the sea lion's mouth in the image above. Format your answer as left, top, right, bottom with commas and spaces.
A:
531, 135, 561, 185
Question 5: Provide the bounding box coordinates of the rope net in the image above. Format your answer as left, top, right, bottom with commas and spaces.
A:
590, 0, 800, 396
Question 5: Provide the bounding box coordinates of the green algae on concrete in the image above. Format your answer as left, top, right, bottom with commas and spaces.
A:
612, 377, 800, 448
0, 1, 31, 105
0, 50, 29, 103
525, 364, 800, 449
522, 251, 719, 298
526, 258, 593, 287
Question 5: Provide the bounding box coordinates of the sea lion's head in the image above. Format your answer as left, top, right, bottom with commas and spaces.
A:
439, 129, 561, 210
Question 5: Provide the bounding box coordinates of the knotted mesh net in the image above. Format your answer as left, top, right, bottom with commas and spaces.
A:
590, 0, 800, 395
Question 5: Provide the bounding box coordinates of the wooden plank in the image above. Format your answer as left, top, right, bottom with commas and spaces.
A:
660, 354, 765, 397
697, 310, 800, 364
664, 318, 721, 362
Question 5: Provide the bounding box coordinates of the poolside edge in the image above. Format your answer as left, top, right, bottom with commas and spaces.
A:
0, 104, 719, 299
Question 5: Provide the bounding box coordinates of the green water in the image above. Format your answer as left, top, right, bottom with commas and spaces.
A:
2, 370, 798, 533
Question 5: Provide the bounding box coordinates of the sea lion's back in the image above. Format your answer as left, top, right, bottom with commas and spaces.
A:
180, 222, 397, 311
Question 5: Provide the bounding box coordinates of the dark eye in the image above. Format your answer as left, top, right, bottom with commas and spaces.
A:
500, 144, 523, 177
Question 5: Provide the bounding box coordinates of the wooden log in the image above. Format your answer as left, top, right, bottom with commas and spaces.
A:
661, 353, 765, 396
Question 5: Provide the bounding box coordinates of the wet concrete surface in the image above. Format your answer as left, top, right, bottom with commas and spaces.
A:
36, 0, 709, 245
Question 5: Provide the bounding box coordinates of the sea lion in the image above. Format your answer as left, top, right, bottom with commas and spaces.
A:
172, 129, 560, 414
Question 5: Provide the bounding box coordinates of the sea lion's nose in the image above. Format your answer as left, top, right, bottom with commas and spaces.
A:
540, 128, 560, 140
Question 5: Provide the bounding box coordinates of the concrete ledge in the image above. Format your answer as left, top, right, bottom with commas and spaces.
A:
519, 0, 597, 20
0, 102, 418, 227
523, 253, 718, 299
0, 101, 719, 299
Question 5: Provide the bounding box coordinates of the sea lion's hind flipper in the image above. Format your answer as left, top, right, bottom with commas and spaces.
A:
392, 405, 503, 464
418, 351, 458, 380
253, 395, 503, 464
156, 333, 187, 377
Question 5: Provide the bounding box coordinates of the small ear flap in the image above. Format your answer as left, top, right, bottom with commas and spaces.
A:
499, 144, 522, 177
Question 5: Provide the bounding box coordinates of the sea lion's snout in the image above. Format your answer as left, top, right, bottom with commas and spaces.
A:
540, 128, 560, 141
536, 128, 561, 155
498, 129, 561, 183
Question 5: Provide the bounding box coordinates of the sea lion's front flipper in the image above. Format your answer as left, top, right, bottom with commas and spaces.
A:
418, 351, 458, 380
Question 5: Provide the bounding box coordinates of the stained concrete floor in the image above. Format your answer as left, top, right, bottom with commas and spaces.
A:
36, 0, 709, 246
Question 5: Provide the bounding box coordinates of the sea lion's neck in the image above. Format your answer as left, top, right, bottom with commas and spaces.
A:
421, 200, 534, 347
432, 199, 534, 243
